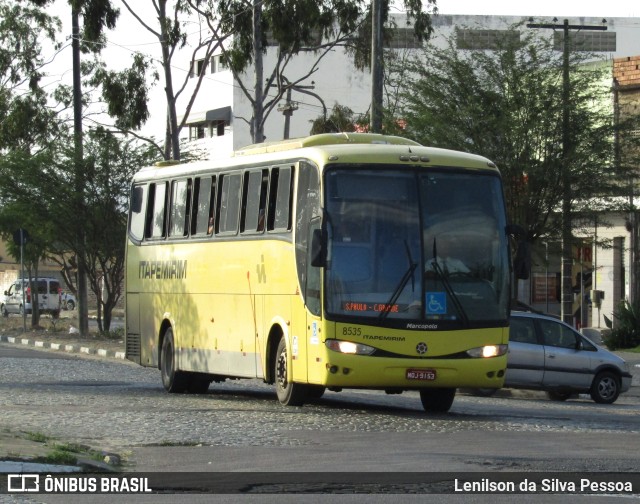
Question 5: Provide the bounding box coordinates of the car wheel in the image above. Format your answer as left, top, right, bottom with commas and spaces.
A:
274, 337, 306, 406
1, 305, 7, 317
67, 300, 75, 311
419, 388, 456, 413
160, 328, 188, 393
590, 371, 620, 404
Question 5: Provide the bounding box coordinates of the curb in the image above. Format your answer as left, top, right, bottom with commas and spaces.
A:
0, 334, 125, 360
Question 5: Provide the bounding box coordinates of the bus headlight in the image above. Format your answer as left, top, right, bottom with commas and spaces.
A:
326, 339, 376, 355
466, 344, 508, 358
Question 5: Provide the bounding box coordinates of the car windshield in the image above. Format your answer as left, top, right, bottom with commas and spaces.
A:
324, 167, 510, 328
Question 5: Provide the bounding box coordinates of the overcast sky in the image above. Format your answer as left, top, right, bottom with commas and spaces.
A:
433, 0, 638, 18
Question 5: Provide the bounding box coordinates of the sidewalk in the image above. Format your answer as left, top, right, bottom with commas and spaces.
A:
0, 312, 125, 360
0, 331, 125, 360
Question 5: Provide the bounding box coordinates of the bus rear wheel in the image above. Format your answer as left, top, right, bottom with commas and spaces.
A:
419, 388, 456, 413
161, 328, 188, 393
275, 338, 306, 406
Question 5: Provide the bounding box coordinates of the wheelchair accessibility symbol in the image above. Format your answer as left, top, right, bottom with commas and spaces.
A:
426, 292, 447, 315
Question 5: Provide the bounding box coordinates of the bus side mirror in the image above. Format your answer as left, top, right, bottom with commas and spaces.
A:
310, 228, 326, 267
513, 241, 531, 280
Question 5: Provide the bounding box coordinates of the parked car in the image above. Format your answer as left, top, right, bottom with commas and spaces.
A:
474, 311, 632, 404
1, 278, 61, 318
61, 292, 76, 311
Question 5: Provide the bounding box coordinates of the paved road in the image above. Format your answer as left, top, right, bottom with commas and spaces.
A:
0, 344, 638, 502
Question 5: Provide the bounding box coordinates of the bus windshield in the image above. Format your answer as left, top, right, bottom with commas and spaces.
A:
324, 168, 509, 328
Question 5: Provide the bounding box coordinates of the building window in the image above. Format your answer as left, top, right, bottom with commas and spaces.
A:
554, 31, 616, 52
456, 29, 521, 50
387, 27, 421, 49
190, 58, 207, 78
210, 54, 228, 74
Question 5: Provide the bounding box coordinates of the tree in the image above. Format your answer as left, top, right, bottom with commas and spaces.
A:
310, 103, 361, 134
0, 130, 155, 332
93, 0, 228, 161
199, 0, 437, 144
401, 25, 630, 248
0, 1, 61, 152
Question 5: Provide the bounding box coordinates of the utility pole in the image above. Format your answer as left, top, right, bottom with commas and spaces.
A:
277, 88, 298, 140
370, 0, 383, 133
72, 6, 89, 337
527, 18, 607, 325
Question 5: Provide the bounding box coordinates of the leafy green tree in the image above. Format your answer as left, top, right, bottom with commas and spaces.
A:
0, 150, 59, 326
401, 25, 632, 245
0, 1, 60, 152
310, 103, 362, 134
0, 131, 155, 332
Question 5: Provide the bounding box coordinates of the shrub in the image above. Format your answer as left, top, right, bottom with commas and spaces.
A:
604, 300, 640, 350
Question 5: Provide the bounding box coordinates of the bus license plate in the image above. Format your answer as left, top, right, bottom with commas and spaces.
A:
406, 369, 436, 381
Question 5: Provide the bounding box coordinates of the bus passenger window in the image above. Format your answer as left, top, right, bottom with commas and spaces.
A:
217, 173, 242, 234
241, 169, 268, 234
129, 184, 147, 241
191, 176, 216, 236
169, 179, 190, 238
145, 182, 168, 239
268, 166, 293, 232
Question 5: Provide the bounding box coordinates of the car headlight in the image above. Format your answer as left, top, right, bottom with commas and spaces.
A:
325, 339, 376, 355
466, 344, 508, 358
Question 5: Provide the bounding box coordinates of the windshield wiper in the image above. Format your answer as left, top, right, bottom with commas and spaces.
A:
379, 241, 416, 320
430, 239, 469, 327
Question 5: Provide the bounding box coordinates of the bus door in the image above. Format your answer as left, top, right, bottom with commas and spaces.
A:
304, 218, 323, 384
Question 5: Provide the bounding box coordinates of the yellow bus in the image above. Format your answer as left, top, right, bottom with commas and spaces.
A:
125, 133, 516, 413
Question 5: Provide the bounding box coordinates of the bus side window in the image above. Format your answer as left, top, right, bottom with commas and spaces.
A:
129, 184, 147, 241
169, 178, 191, 238
217, 173, 242, 235
268, 166, 294, 232
191, 176, 216, 236
145, 182, 168, 239
241, 169, 269, 234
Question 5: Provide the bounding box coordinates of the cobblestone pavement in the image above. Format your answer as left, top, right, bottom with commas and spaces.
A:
1, 317, 639, 478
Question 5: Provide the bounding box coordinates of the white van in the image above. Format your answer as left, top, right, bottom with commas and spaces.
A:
1, 278, 61, 318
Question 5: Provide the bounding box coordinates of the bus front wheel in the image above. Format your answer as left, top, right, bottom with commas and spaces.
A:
419, 388, 456, 413
275, 338, 306, 406
161, 328, 188, 393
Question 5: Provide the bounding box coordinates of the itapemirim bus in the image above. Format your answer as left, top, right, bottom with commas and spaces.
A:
125, 133, 520, 413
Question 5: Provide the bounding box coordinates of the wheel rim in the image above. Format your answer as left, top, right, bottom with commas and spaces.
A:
598, 376, 617, 400
162, 339, 173, 382
276, 346, 288, 390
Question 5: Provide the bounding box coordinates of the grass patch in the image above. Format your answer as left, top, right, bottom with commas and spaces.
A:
23, 431, 50, 443
37, 448, 78, 466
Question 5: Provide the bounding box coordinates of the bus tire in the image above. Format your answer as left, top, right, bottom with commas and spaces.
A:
275, 337, 306, 406
419, 388, 456, 413
160, 328, 188, 393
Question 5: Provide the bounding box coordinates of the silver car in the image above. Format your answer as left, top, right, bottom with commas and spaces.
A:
498, 311, 632, 404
